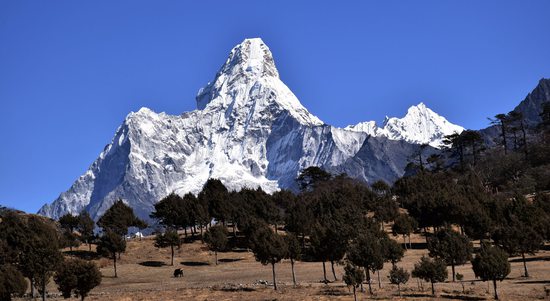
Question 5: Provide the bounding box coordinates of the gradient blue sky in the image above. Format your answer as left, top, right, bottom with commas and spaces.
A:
1, 1, 549, 213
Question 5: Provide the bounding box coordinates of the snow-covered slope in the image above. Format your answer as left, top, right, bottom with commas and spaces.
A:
38, 38, 462, 221
345, 103, 464, 147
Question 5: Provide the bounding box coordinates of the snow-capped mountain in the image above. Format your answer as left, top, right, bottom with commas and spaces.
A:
38, 38, 460, 221
345, 103, 464, 147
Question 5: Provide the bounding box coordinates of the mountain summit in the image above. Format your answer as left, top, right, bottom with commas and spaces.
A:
38, 38, 461, 221
346, 102, 464, 147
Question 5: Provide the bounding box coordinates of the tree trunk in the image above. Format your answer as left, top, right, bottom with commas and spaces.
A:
431, 281, 435, 296
113, 253, 118, 278
493, 279, 499, 300
184, 228, 187, 237
70, 245, 73, 252
398, 283, 401, 296
232, 223, 236, 237
274, 223, 278, 234
41, 276, 46, 301
408, 234, 412, 249
520, 120, 528, 159
89, 242, 92, 252
271, 262, 277, 290
452, 264, 456, 281
365, 267, 373, 294
522, 253, 529, 277
377, 269, 382, 288
31, 278, 35, 298
403, 235, 407, 249
215, 250, 218, 265
500, 120, 507, 155
81, 294, 85, 301
331, 260, 337, 281
170, 245, 174, 266
322, 261, 328, 283
291, 259, 297, 287
353, 285, 357, 301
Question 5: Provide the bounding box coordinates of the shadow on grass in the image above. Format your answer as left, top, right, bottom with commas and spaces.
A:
218, 258, 243, 263
408, 242, 428, 250
138, 261, 167, 267
440, 294, 486, 300
181, 261, 210, 266
182, 235, 202, 243
509, 256, 550, 263
515, 280, 550, 284
403, 293, 434, 298
318, 287, 349, 296
64, 250, 101, 260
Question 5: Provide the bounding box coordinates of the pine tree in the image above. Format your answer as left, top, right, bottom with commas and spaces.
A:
77, 211, 95, 251
388, 266, 409, 296
283, 233, 301, 287
347, 230, 384, 294
54, 258, 101, 301
203, 225, 228, 265
343, 263, 364, 301
412, 256, 448, 296
154, 230, 181, 266
471, 243, 510, 300
249, 226, 287, 290
97, 199, 145, 236
0, 264, 27, 301
427, 227, 472, 281
97, 230, 126, 278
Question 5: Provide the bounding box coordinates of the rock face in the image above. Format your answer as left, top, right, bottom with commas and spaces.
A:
480, 78, 550, 146
38, 38, 462, 221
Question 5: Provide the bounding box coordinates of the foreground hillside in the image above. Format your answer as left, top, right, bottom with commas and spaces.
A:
20, 232, 550, 301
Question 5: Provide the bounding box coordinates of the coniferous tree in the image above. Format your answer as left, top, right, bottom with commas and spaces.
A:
382, 236, 405, 267
77, 211, 95, 251
471, 243, 510, 300
347, 229, 384, 294
59, 213, 81, 251
151, 192, 184, 230
493, 222, 542, 278
392, 213, 417, 249
0, 264, 27, 301
343, 263, 364, 301
388, 266, 410, 296
97, 230, 126, 278
54, 258, 101, 301
249, 226, 287, 290
20, 216, 64, 301
296, 166, 332, 192
97, 199, 145, 237
154, 230, 181, 266
199, 179, 231, 225
283, 233, 301, 287
427, 227, 473, 281
412, 256, 448, 296
203, 225, 228, 265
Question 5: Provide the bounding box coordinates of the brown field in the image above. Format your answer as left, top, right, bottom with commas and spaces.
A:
18, 231, 550, 301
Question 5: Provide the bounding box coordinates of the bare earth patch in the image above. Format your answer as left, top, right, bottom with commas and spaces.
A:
19, 232, 550, 300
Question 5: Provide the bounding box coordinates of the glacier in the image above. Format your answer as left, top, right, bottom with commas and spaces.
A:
38, 38, 463, 221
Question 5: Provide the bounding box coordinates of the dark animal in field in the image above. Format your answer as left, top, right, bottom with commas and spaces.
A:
173, 268, 184, 278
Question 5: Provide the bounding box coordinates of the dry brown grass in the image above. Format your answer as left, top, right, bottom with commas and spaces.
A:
18, 231, 550, 301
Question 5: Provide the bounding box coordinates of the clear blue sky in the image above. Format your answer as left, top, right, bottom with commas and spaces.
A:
1, 1, 549, 213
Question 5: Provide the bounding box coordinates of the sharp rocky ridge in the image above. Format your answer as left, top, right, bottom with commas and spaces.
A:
38, 38, 463, 221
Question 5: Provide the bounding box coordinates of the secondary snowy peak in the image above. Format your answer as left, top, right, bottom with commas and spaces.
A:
196, 38, 323, 126
346, 102, 464, 147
